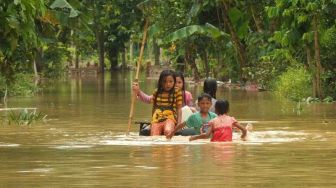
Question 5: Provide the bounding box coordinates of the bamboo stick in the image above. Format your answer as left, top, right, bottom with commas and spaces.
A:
126, 19, 149, 135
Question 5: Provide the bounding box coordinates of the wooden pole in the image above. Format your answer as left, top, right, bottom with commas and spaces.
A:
126, 19, 149, 135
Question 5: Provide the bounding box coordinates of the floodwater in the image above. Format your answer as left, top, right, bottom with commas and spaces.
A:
1, 72, 336, 187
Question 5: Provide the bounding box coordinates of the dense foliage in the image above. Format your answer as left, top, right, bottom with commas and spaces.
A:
274, 66, 312, 102
1, 0, 336, 101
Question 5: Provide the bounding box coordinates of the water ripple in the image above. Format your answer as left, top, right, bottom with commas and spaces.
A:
0, 142, 20, 147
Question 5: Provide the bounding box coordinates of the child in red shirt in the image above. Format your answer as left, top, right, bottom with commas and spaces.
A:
189, 100, 247, 142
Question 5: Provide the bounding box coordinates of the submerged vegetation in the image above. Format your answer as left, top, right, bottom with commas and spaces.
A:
274, 66, 312, 102
6, 109, 46, 126
0, 73, 38, 97
0, 0, 336, 102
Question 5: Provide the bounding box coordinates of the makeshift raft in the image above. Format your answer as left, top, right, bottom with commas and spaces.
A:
135, 121, 185, 136
135, 106, 195, 136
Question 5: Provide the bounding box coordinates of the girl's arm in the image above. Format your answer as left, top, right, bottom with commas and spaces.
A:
233, 122, 247, 141
176, 89, 183, 125
132, 82, 152, 103
138, 91, 152, 104
177, 105, 182, 125
166, 122, 186, 139
189, 107, 197, 113
189, 125, 213, 141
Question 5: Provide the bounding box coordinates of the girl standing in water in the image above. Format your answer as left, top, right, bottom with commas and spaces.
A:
134, 70, 183, 136
189, 100, 247, 142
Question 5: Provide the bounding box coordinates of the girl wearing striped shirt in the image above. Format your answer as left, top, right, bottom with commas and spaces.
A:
134, 71, 193, 107
133, 70, 182, 136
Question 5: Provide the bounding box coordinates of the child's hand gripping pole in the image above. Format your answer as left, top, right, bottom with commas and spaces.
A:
132, 82, 141, 96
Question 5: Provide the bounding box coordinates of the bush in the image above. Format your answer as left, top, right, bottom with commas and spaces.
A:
8, 109, 46, 126
274, 66, 312, 101
8, 73, 39, 96
322, 70, 336, 99
244, 61, 287, 89
42, 44, 69, 78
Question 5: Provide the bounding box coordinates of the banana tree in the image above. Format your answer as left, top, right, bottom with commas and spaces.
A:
163, 23, 229, 79
0, 0, 46, 84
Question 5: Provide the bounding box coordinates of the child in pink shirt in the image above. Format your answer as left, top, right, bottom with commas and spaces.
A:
189, 100, 247, 142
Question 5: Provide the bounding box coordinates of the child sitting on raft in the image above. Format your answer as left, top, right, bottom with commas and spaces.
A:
196, 78, 218, 113
189, 100, 247, 142
134, 70, 182, 136
133, 71, 194, 108
166, 93, 217, 139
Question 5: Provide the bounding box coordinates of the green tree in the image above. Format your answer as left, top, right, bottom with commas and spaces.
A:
266, 0, 336, 98
0, 0, 46, 83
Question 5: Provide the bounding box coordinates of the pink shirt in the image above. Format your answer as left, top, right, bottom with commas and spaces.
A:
183, 91, 193, 107
208, 114, 237, 142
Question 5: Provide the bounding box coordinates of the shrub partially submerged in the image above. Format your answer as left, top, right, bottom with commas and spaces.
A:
0, 73, 39, 97
8, 109, 47, 126
274, 66, 312, 102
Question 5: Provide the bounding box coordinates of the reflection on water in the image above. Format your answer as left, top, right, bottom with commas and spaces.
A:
1, 72, 336, 187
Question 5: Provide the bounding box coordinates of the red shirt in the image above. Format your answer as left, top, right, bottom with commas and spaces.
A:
208, 114, 237, 142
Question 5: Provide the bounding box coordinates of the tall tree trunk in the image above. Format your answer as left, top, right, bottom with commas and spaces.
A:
188, 57, 200, 82
216, 6, 224, 30
93, 1, 104, 74
129, 40, 133, 65
250, 4, 263, 33
122, 47, 126, 70
201, 49, 210, 78
109, 47, 119, 71
35, 47, 43, 72
313, 15, 323, 98
153, 38, 160, 66
146, 40, 150, 62
160, 48, 163, 64
33, 58, 38, 78
220, 1, 247, 78
1, 57, 14, 85
185, 46, 200, 81
213, 49, 225, 78
33, 59, 39, 87
96, 29, 105, 73
269, 19, 278, 33
306, 46, 317, 97
70, 29, 75, 68
75, 47, 80, 69
176, 55, 185, 72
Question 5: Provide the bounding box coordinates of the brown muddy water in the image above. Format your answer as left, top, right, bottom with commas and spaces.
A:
1, 72, 336, 187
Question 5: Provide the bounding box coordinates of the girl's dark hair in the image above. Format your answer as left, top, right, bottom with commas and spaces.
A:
175, 71, 186, 105
215, 100, 229, 115
204, 78, 217, 99
153, 70, 176, 108
197, 93, 212, 102
157, 69, 176, 92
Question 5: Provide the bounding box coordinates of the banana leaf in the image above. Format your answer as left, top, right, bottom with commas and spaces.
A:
164, 23, 229, 43
50, 0, 79, 18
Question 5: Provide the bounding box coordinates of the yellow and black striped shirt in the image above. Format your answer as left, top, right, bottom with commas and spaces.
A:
151, 88, 182, 123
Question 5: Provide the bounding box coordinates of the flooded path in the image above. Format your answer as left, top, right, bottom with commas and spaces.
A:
1, 72, 336, 187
